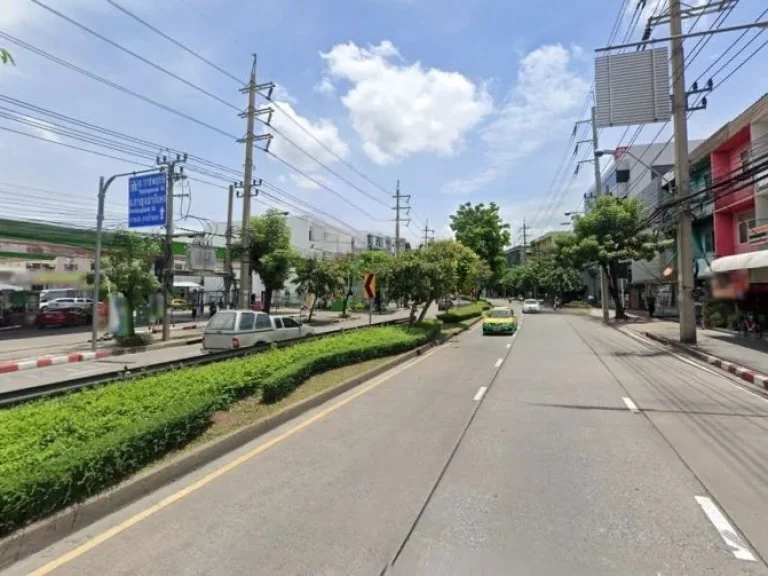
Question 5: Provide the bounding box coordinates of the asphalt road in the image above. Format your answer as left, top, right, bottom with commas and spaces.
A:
4, 310, 768, 575
0, 308, 425, 393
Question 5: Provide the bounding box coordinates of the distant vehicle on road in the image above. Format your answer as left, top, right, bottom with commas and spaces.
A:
202, 310, 314, 352
36, 307, 90, 328
522, 299, 541, 314
482, 307, 517, 335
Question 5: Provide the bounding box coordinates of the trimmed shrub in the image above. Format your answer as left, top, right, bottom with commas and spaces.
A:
0, 324, 436, 535
436, 301, 487, 323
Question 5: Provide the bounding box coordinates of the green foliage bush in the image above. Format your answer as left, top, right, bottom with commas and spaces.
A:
436, 301, 487, 322
0, 324, 436, 535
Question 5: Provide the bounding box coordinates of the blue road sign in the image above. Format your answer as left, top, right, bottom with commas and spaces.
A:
128, 173, 167, 228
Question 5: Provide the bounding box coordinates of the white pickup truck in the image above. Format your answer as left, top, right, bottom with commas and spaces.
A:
202, 310, 315, 352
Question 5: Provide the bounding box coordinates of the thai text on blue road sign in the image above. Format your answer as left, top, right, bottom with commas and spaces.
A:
129, 173, 167, 228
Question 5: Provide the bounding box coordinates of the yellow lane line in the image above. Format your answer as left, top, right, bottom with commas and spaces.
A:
29, 347, 441, 575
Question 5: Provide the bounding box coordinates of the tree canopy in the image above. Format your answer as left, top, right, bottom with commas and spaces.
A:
0, 49, 13, 66
449, 202, 510, 285
555, 195, 668, 318
240, 209, 297, 313
293, 256, 344, 321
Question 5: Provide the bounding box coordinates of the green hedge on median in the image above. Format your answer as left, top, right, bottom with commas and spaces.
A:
436, 301, 488, 323
0, 322, 440, 535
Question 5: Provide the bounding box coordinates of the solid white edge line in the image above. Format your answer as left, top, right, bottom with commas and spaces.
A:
622, 396, 639, 413
494, 358, 503, 368
473, 386, 487, 402
694, 496, 756, 561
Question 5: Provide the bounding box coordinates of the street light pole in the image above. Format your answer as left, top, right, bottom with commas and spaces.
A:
590, 106, 610, 324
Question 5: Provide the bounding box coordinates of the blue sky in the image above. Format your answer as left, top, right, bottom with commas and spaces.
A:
0, 0, 766, 246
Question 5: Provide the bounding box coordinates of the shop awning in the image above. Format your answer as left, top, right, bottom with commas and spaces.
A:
710, 251, 768, 273
173, 280, 203, 289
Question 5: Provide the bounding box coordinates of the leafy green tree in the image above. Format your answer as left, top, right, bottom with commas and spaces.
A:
239, 209, 296, 314
389, 240, 484, 322
449, 202, 511, 286
556, 195, 668, 318
335, 254, 359, 316
1, 49, 13, 65
293, 256, 344, 321
97, 231, 161, 337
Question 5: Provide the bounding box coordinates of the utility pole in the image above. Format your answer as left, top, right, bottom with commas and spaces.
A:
422, 219, 435, 247
224, 183, 235, 309
669, 0, 697, 344
590, 106, 611, 324
520, 220, 528, 264
237, 54, 274, 309
393, 180, 410, 255
157, 153, 187, 341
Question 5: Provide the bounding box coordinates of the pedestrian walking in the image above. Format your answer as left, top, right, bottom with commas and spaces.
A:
647, 294, 656, 318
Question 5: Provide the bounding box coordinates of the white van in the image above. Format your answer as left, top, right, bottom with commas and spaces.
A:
202, 311, 315, 352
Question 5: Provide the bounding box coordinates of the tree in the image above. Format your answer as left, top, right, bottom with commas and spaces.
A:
240, 209, 296, 314
1, 49, 13, 66
449, 202, 511, 286
293, 256, 344, 321
96, 231, 161, 338
388, 240, 484, 322
556, 195, 669, 319
335, 254, 359, 317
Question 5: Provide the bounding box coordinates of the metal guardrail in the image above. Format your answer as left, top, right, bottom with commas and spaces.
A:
0, 317, 412, 408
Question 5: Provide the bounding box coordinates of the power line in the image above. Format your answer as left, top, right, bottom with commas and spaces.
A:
0, 32, 239, 140
30, 0, 241, 111
103, 0, 243, 84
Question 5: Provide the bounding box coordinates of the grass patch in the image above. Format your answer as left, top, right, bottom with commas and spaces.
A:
0, 323, 439, 536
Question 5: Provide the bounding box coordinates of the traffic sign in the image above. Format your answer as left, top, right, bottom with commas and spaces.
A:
363, 273, 376, 299
129, 172, 167, 228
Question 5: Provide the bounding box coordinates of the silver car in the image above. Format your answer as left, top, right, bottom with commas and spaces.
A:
522, 299, 541, 313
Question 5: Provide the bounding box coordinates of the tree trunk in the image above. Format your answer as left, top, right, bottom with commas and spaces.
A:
263, 288, 273, 314
126, 302, 135, 337
605, 262, 625, 319
409, 301, 418, 324
417, 299, 431, 323
308, 295, 317, 322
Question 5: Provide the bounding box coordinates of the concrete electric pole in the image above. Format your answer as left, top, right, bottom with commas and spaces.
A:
590, 106, 611, 325
393, 180, 410, 255
422, 219, 435, 247
224, 183, 235, 309
669, 0, 697, 344
237, 55, 274, 309
156, 153, 187, 341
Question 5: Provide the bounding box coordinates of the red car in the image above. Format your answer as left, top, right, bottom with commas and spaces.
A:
36, 307, 90, 328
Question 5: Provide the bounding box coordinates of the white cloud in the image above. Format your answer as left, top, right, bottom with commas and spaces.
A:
289, 173, 323, 190
443, 43, 589, 194
320, 40, 492, 165
268, 101, 350, 173
314, 76, 335, 95
272, 83, 297, 105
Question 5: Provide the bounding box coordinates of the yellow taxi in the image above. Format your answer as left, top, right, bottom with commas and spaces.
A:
482, 306, 517, 335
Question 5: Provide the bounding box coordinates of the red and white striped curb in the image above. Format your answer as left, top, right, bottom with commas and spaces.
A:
644, 331, 768, 391
0, 349, 112, 374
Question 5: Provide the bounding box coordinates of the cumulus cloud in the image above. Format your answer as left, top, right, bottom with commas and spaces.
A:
314, 76, 335, 95
443, 43, 590, 194
268, 101, 350, 173
320, 40, 492, 164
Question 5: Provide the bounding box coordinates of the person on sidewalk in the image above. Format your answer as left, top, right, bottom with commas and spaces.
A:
647, 294, 656, 319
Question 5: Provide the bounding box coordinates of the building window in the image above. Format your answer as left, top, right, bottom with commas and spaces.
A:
701, 229, 714, 253
737, 211, 756, 244
308, 228, 314, 242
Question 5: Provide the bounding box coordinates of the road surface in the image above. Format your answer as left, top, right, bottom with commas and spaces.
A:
4, 310, 768, 575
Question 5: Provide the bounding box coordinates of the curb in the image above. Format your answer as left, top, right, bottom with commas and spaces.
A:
643, 331, 768, 392
0, 325, 473, 568
0, 336, 202, 375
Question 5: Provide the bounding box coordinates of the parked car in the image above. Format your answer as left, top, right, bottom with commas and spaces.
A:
202, 310, 314, 352
522, 299, 541, 313
36, 307, 90, 328
41, 297, 93, 312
